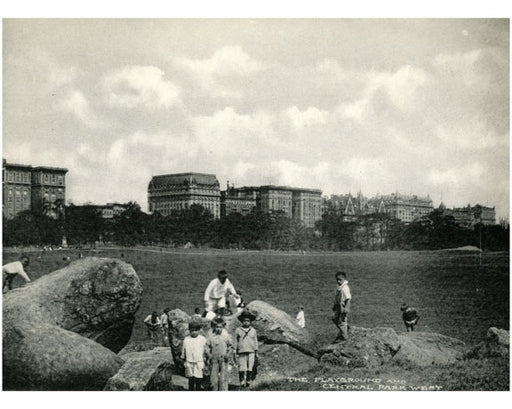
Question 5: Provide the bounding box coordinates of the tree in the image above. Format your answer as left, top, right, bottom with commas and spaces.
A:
113, 202, 149, 246
65, 204, 105, 247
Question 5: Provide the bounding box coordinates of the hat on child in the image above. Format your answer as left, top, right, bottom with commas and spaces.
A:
188, 321, 202, 331
400, 303, 409, 311
237, 310, 256, 323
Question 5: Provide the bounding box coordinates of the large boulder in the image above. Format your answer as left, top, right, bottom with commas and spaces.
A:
393, 332, 466, 366
3, 257, 143, 390
249, 344, 318, 389
466, 327, 509, 359
4, 321, 125, 390
486, 327, 509, 346
319, 327, 401, 368
105, 347, 176, 391
227, 301, 316, 358
318, 327, 465, 368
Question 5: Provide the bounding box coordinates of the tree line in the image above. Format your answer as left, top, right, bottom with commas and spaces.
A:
2, 202, 509, 251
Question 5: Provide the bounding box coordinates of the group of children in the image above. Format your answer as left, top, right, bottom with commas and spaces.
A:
181, 311, 258, 391
144, 306, 259, 391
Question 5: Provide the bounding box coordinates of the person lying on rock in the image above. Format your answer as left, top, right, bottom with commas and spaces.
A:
401, 303, 420, 332
205, 317, 233, 391
143, 311, 162, 341
3, 255, 31, 292
332, 271, 352, 343
181, 321, 207, 391
235, 310, 259, 389
204, 270, 238, 317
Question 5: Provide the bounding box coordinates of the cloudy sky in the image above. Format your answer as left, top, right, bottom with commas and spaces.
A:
2, 19, 509, 218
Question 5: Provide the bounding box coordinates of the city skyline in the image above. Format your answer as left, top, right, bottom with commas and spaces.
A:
2, 19, 509, 219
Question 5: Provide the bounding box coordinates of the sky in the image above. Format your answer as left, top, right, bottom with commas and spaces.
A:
2, 18, 510, 219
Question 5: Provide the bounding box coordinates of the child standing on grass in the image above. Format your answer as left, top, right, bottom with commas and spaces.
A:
235, 310, 258, 388
181, 321, 207, 391
160, 308, 170, 345
401, 303, 420, 332
296, 306, 305, 328
205, 317, 233, 391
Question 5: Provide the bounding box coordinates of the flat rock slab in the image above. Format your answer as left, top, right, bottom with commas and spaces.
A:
393, 332, 466, 366
105, 347, 174, 391
248, 344, 318, 389
319, 327, 466, 368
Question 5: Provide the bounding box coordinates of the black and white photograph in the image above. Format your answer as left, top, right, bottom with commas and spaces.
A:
1, 3, 510, 399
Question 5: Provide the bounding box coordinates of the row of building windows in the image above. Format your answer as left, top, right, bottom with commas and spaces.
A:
5, 171, 30, 183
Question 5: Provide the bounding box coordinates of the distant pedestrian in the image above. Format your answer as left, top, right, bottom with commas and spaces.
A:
401, 304, 420, 332
144, 311, 162, 341
205, 317, 233, 391
235, 310, 258, 388
332, 271, 352, 342
3, 256, 31, 292
160, 308, 170, 344
181, 321, 207, 391
204, 270, 238, 316
296, 306, 305, 328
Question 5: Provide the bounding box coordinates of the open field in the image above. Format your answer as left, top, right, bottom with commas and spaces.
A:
3, 247, 509, 349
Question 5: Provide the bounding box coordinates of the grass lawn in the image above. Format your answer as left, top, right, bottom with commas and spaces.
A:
3, 247, 509, 391
4, 247, 508, 348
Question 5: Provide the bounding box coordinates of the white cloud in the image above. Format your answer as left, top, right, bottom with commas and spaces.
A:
336, 65, 428, 121
282, 106, 329, 130
368, 65, 428, 111
174, 46, 265, 98
48, 61, 77, 88
104, 66, 180, 110
231, 162, 257, 181
316, 58, 346, 80
433, 49, 482, 86
436, 121, 509, 150
192, 107, 275, 156
336, 97, 368, 122
60, 90, 105, 129
427, 163, 485, 186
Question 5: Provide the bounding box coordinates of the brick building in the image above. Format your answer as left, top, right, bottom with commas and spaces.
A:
440, 203, 496, 228
381, 193, 433, 224
2, 159, 68, 219
222, 184, 323, 228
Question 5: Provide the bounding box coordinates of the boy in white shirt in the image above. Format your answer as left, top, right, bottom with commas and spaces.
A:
3, 256, 31, 292
204, 270, 237, 316
181, 321, 207, 391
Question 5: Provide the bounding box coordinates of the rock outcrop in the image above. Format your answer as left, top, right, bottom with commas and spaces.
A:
228, 300, 317, 358
105, 347, 175, 391
318, 327, 466, 368
319, 327, 401, 367
249, 344, 318, 388
3, 257, 143, 390
467, 327, 510, 359
393, 332, 466, 366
